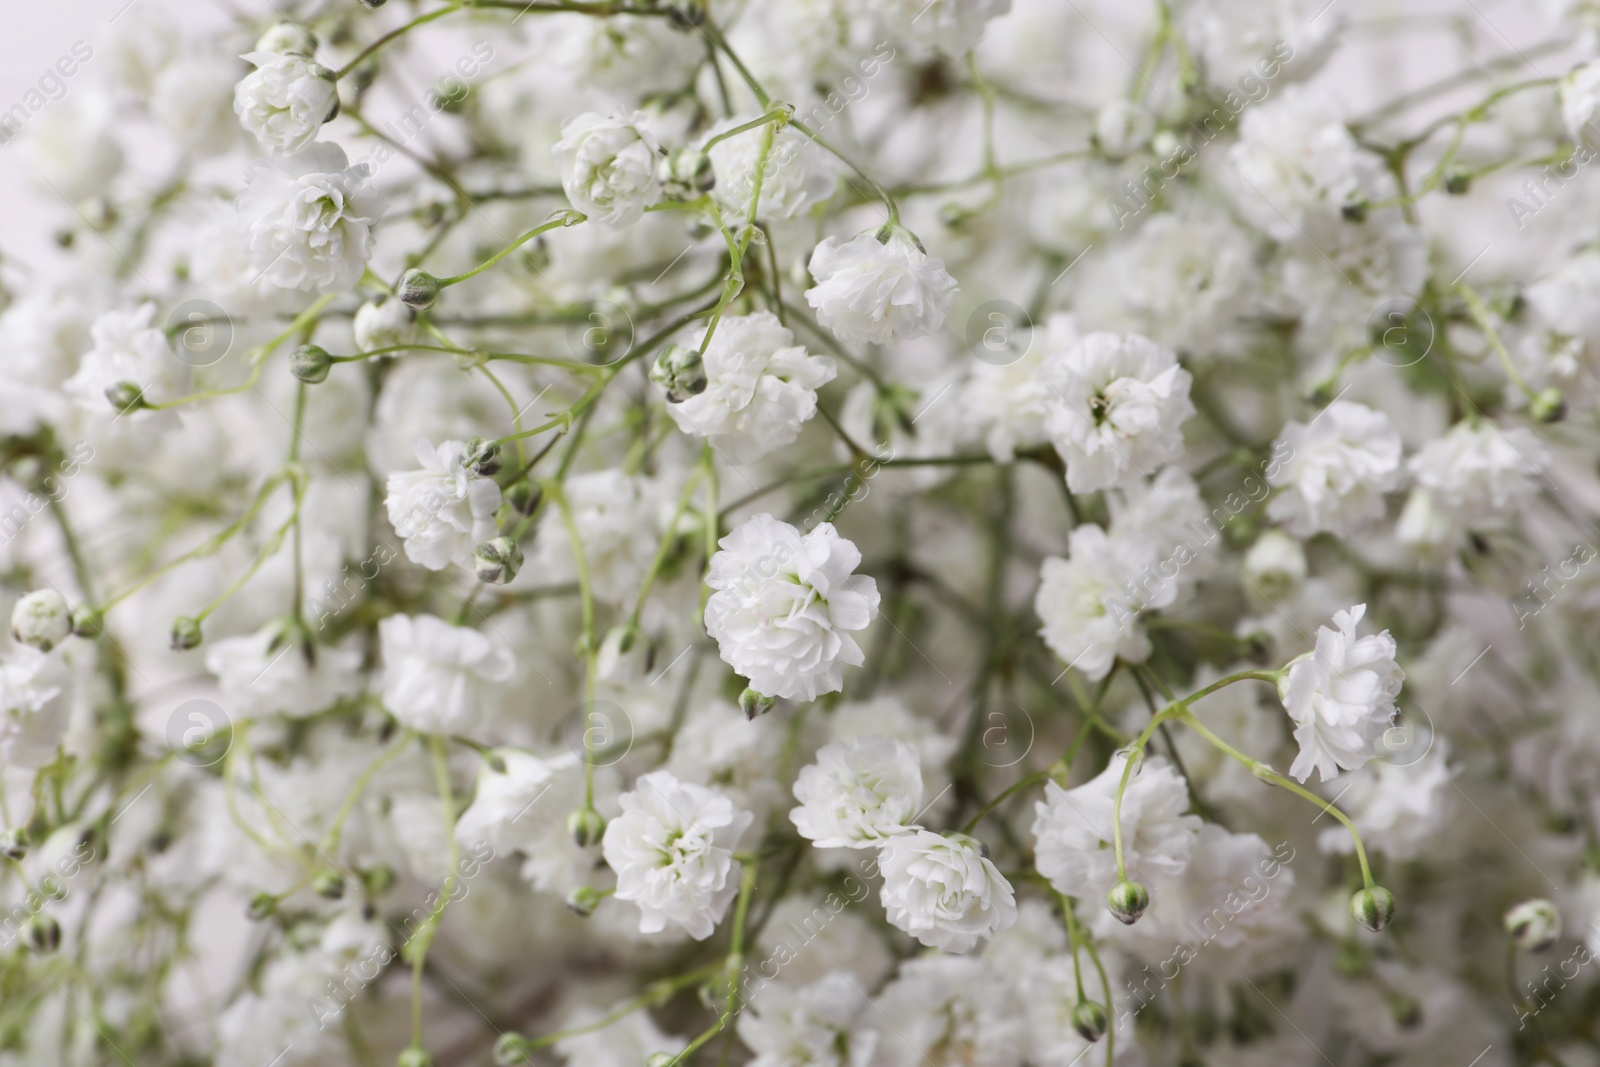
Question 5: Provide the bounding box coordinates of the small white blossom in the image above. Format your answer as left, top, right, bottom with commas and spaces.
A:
237, 143, 384, 294
352, 295, 416, 353
871, 956, 1026, 1067
666, 312, 836, 463
1044, 332, 1195, 493
0, 648, 68, 769
378, 614, 515, 735
878, 830, 1017, 953
1228, 86, 1371, 239
1243, 528, 1308, 601
791, 737, 924, 848
1280, 604, 1405, 782
233, 50, 337, 152
737, 973, 879, 1067
705, 514, 880, 701
10, 590, 71, 652
877, 0, 1013, 54
1034, 524, 1160, 681
203, 622, 362, 719
552, 112, 663, 228
962, 313, 1077, 461
707, 118, 837, 219
1032, 752, 1200, 902
556, 1000, 688, 1067
153, 55, 241, 156
1408, 421, 1549, 526
1562, 60, 1600, 143
805, 228, 957, 346
385, 438, 501, 572
1266, 401, 1404, 538
1318, 742, 1454, 861
602, 769, 753, 940
64, 304, 186, 417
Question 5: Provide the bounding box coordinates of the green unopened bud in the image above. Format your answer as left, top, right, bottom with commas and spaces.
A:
1341, 198, 1368, 223
399, 268, 440, 311
1505, 898, 1561, 952
649, 343, 708, 404
1389, 992, 1423, 1029
291, 343, 333, 384
23, 916, 61, 954
1072, 1000, 1108, 1043
475, 537, 524, 585
358, 0, 388, 7
1444, 168, 1471, 195
568, 807, 607, 848
464, 437, 503, 477
506, 480, 542, 516
1530, 387, 1566, 423
494, 1033, 535, 1066
1107, 880, 1150, 925
71, 604, 103, 638
0, 828, 28, 861
313, 869, 346, 900
666, 0, 705, 29
658, 146, 716, 198
362, 864, 397, 895
739, 686, 775, 720
247, 890, 278, 921
105, 382, 147, 415
397, 1047, 435, 1067
170, 616, 203, 651
1351, 886, 1396, 932
566, 885, 602, 917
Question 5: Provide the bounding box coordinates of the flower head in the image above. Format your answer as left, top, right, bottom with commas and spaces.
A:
378, 614, 514, 735
1266, 401, 1404, 538
552, 112, 663, 228
878, 830, 1017, 953
791, 737, 924, 848
233, 50, 337, 152
384, 438, 502, 572
64, 304, 186, 417
237, 143, 384, 294
1281, 604, 1405, 782
805, 228, 957, 346
704, 515, 880, 702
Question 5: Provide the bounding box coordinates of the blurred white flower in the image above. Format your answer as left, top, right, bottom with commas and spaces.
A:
737, 972, 879, 1067
378, 614, 515, 735
204, 622, 361, 719
63, 304, 186, 417
1266, 401, 1404, 538
1408, 421, 1549, 526
791, 737, 924, 848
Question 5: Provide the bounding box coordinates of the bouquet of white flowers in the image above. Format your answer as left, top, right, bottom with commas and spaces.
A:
1, 1, 1596, 1065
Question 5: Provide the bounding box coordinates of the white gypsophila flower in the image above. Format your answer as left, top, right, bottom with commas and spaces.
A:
1106, 465, 1221, 605
1032, 752, 1200, 902
453, 748, 555, 854
203, 622, 362, 719
804, 228, 957, 346
1043, 331, 1194, 493
1242, 528, 1308, 602
790, 737, 924, 848
555, 1000, 688, 1067
602, 769, 753, 940
962, 313, 1078, 461
737, 972, 879, 1067
545, 13, 702, 95
707, 118, 837, 220
214, 953, 346, 1067
1318, 741, 1455, 861
455, 748, 608, 895
1228, 86, 1371, 239
877, 0, 1013, 54
1280, 603, 1405, 782
1034, 524, 1161, 681
666, 312, 836, 463
878, 830, 1016, 953
238, 142, 384, 294
351, 294, 417, 353
535, 468, 666, 605
153, 55, 241, 156
19, 95, 123, 204
704, 514, 880, 701
0, 648, 68, 769
552, 112, 662, 228
1395, 487, 1456, 554
1525, 251, 1600, 344
377, 614, 515, 735
384, 438, 501, 572
1562, 60, 1600, 143
871, 956, 1027, 1067
665, 700, 789, 820
1408, 421, 1550, 526
233, 50, 338, 152
1093, 99, 1154, 158
1179, 0, 1333, 90
63, 303, 186, 417
1265, 400, 1404, 538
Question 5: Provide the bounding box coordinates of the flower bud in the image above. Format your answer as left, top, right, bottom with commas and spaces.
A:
1505, 898, 1561, 951
1444, 168, 1471, 195
12, 589, 72, 651
23, 915, 61, 954
1350, 886, 1396, 932
649, 344, 708, 404
464, 437, 503, 477
358, 0, 389, 8
313, 869, 346, 900
291, 343, 333, 384
1071, 1000, 1108, 1043
361, 864, 397, 895
353, 294, 418, 353
1530, 387, 1566, 424
1107, 880, 1150, 925
658, 146, 715, 198
170, 616, 203, 651
566, 885, 602, 917
398, 1048, 435, 1067
257, 22, 318, 55
1341, 198, 1369, 223
0, 827, 28, 861
1092, 99, 1153, 159
475, 537, 524, 585
105, 382, 148, 414
494, 1033, 535, 1066
568, 807, 607, 848
71, 604, 103, 638
739, 686, 775, 720
666, 0, 705, 29
1389, 993, 1423, 1029
507, 480, 542, 516
399, 268, 441, 311
247, 890, 278, 921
